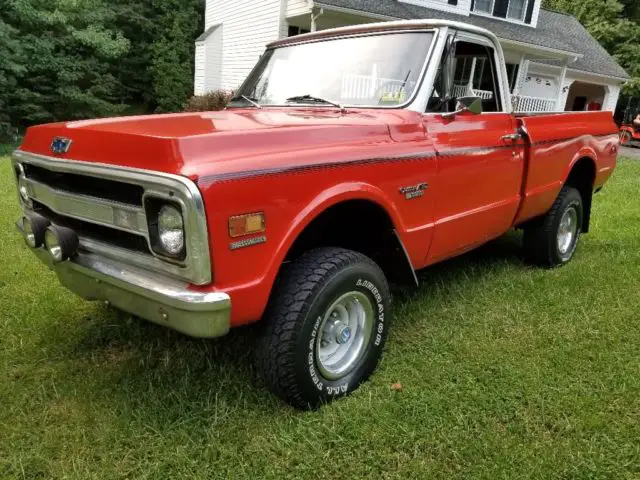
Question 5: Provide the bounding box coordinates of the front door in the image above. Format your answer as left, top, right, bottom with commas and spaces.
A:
424, 37, 525, 264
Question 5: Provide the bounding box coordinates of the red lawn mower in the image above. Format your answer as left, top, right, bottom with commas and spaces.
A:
619, 124, 640, 147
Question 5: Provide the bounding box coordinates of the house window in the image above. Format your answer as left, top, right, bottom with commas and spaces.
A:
507, 0, 527, 21
473, 0, 493, 14
472, 0, 533, 23
288, 26, 310, 37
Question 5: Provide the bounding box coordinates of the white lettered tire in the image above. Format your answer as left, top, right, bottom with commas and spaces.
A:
256, 247, 391, 409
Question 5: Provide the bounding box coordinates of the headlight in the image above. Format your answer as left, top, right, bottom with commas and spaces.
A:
157, 204, 184, 256
15, 164, 31, 205
18, 177, 30, 203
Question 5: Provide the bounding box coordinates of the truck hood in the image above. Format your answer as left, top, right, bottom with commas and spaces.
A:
19, 108, 423, 179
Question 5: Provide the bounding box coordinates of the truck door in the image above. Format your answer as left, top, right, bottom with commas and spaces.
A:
423, 36, 525, 264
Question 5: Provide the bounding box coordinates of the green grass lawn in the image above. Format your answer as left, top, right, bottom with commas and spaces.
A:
1, 157, 639, 479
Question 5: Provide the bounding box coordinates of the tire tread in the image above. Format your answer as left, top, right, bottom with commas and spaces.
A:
255, 247, 388, 409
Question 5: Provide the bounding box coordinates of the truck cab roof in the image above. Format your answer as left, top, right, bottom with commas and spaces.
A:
268, 19, 501, 50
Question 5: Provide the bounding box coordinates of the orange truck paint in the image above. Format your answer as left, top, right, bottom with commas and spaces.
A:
16, 22, 620, 328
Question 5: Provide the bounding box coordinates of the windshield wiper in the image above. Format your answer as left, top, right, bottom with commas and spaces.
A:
285, 94, 345, 112
228, 95, 262, 109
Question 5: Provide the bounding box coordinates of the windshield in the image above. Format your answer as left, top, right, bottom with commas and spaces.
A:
234, 31, 435, 108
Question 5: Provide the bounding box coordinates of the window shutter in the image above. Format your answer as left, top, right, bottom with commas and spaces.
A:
493, 0, 509, 18
525, 0, 535, 23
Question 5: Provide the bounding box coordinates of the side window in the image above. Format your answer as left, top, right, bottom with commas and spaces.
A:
451, 41, 502, 112
427, 39, 503, 113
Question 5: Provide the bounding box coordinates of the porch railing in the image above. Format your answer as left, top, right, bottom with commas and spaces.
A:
512, 95, 557, 113
452, 84, 494, 100
341, 74, 404, 100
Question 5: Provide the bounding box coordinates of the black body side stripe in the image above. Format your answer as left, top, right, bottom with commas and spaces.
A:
197, 133, 617, 187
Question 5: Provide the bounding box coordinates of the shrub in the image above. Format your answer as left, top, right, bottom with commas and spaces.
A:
184, 90, 233, 112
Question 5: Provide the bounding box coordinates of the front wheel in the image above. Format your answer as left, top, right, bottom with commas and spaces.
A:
523, 185, 583, 267
256, 247, 391, 409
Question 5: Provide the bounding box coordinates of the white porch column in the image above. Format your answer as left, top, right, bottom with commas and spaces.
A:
555, 62, 568, 111
467, 58, 477, 94
512, 55, 528, 112
512, 54, 527, 97
310, 8, 324, 32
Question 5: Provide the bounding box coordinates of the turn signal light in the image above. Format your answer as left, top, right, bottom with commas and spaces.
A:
229, 212, 265, 238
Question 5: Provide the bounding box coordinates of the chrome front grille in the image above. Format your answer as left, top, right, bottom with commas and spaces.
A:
13, 150, 212, 285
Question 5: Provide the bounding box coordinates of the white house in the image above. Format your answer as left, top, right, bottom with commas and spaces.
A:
194, 0, 629, 112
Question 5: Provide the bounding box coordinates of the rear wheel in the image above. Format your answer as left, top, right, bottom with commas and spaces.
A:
523, 185, 583, 267
256, 247, 391, 409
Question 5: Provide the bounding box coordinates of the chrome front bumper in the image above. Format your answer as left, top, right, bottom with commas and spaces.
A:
17, 223, 231, 338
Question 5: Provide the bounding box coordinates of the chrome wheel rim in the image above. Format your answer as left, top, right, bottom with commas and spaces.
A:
557, 207, 578, 255
315, 291, 374, 380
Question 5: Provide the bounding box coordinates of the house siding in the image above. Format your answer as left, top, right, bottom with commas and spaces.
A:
203, 0, 283, 91
287, 0, 312, 17
204, 26, 224, 93
604, 85, 621, 112
194, 42, 206, 95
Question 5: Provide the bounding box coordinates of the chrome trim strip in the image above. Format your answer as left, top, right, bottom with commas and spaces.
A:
78, 235, 194, 281
12, 150, 212, 285
25, 177, 149, 236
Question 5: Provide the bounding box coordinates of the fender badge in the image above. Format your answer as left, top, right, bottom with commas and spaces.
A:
230, 235, 267, 250
51, 137, 72, 154
399, 182, 428, 200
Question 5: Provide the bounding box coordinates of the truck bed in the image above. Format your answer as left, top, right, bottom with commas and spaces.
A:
514, 111, 619, 226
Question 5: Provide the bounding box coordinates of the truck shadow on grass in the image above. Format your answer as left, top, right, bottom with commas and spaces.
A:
41, 230, 526, 418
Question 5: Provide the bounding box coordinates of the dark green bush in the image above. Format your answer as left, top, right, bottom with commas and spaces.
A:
184, 90, 233, 112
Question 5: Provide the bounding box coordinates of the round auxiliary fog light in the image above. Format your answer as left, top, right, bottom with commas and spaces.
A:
22, 214, 50, 248
44, 225, 79, 262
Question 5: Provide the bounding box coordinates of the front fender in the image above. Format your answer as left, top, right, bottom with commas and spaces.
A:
198, 180, 407, 326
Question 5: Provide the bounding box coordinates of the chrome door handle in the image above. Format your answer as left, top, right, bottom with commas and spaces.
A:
501, 133, 521, 143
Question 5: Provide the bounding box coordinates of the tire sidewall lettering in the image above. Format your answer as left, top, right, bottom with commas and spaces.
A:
356, 278, 385, 346
307, 316, 325, 391
300, 269, 389, 399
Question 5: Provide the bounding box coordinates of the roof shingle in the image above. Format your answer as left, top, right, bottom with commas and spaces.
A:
315, 0, 629, 79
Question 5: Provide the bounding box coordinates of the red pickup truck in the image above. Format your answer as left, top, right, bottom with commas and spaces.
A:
13, 20, 619, 409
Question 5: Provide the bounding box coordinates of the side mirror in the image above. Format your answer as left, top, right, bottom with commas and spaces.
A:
442, 96, 483, 119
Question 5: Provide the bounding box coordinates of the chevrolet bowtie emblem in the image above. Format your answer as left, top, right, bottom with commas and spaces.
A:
51, 137, 72, 155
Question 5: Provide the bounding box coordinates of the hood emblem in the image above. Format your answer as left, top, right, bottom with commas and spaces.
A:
51, 137, 72, 154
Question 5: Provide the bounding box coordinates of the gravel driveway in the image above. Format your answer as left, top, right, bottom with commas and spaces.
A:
620, 146, 640, 160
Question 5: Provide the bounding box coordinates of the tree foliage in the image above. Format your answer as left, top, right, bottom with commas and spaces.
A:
1, 0, 638, 141
0, 0, 203, 141
543, 0, 640, 95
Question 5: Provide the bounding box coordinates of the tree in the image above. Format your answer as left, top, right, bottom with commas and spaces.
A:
149, 0, 204, 112
2, 0, 131, 131
0, 15, 25, 141
543, 0, 640, 96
